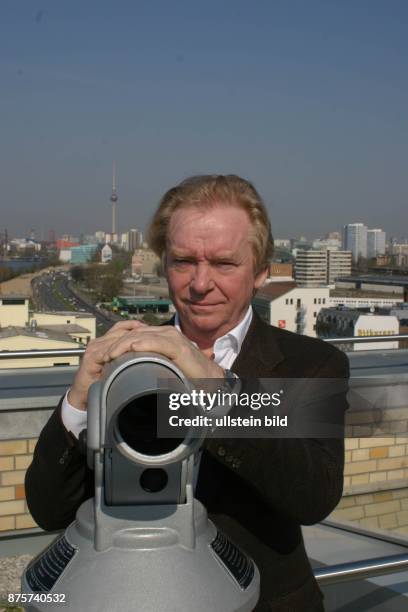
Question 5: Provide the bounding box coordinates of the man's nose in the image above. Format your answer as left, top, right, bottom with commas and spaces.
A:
190, 263, 214, 294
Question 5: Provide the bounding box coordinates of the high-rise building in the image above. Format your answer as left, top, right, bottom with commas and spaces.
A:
295, 250, 327, 286
120, 232, 129, 251
128, 228, 143, 251
367, 229, 386, 258
343, 223, 367, 262
95, 231, 105, 244
327, 250, 352, 284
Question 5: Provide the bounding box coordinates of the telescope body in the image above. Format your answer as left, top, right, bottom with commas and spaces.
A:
22, 353, 260, 611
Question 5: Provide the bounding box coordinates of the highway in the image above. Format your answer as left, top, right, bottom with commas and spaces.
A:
32, 271, 118, 335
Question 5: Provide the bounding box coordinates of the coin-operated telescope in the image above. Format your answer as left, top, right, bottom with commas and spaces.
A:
22, 353, 260, 612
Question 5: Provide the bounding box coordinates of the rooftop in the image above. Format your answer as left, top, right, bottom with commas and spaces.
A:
0, 341, 407, 609
35, 310, 94, 318
0, 325, 80, 344
337, 275, 408, 287
255, 281, 297, 301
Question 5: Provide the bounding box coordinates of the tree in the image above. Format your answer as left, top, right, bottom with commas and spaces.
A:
100, 274, 123, 301
70, 266, 84, 282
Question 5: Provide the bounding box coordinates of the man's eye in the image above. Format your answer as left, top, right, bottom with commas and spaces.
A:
216, 262, 235, 268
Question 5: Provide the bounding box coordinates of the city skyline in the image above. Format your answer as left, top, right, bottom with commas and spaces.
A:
1, 1, 407, 237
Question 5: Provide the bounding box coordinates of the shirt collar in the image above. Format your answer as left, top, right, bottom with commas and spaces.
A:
174, 305, 253, 354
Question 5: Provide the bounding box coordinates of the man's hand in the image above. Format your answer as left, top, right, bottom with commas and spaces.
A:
68, 320, 147, 410
101, 324, 224, 380
68, 322, 224, 410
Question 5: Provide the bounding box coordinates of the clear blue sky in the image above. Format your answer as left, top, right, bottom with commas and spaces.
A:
1, 1, 407, 240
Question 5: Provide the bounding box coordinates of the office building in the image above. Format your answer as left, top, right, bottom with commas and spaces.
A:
128, 228, 143, 251
295, 250, 327, 286
367, 229, 386, 259
70, 245, 98, 264
343, 223, 367, 262
327, 250, 352, 284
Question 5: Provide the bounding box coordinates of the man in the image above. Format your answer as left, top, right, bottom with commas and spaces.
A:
26, 174, 349, 611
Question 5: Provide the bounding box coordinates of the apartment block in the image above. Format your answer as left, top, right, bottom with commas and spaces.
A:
295, 250, 327, 286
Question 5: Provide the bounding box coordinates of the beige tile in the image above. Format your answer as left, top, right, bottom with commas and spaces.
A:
379, 513, 398, 529
360, 437, 394, 448
0, 499, 25, 516
351, 449, 370, 461
16, 514, 38, 529
0, 486, 15, 501
365, 501, 400, 517
0, 515, 15, 531
0, 456, 14, 471
1, 470, 25, 486
15, 455, 32, 470
0, 440, 27, 456
344, 460, 377, 475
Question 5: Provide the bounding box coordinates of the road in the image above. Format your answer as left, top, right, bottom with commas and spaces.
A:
32, 271, 119, 335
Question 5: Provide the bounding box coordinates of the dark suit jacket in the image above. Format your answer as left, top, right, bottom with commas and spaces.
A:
25, 313, 349, 611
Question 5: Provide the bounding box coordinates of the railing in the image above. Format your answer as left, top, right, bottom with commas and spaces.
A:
1, 335, 407, 361
314, 553, 408, 585
323, 334, 408, 344
0, 348, 85, 359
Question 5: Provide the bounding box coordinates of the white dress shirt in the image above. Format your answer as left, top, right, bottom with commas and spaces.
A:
61, 306, 253, 438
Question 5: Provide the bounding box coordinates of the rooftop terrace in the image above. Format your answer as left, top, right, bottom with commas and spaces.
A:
0, 338, 407, 610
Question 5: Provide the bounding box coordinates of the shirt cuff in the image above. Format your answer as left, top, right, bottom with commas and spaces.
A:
61, 390, 87, 439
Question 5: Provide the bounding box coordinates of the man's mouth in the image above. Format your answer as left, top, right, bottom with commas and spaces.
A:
187, 302, 221, 309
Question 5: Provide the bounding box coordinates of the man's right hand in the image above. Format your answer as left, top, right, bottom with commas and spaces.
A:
67, 320, 147, 410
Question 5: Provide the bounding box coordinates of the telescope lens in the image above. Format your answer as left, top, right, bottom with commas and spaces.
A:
140, 468, 168, 493
116, 393, 183, 456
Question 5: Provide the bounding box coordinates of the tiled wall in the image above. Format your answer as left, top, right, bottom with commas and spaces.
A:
343, 437, 408, 493
0, 438, 38, 532
332, 488, 408, 534
1, 435, 407, 534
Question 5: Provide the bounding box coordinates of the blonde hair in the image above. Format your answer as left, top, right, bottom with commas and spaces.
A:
147, 174, 274, 272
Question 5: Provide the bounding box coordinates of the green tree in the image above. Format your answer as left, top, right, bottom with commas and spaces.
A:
100, 274, 123, 300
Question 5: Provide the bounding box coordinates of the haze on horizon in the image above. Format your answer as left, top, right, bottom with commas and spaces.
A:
1, 1, 407, 240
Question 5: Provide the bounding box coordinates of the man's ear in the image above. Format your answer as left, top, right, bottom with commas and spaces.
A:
254, 266, 268, 290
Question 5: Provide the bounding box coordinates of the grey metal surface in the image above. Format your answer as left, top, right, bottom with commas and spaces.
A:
21, 499, 260, 612
0, 348, 85, 359
325, 335, 408, 344
304, 523, 408, 610
0, 366, 76, 439
0, 530, 59, 558
314, 553, 408, 585
347, 349, 408, 376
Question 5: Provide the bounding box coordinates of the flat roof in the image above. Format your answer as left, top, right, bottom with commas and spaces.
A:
337, 275, 408, 287
36, 310, 94, 318
0, 325, 80, 345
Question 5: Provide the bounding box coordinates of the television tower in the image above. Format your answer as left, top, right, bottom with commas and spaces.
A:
110, 161, 118, 237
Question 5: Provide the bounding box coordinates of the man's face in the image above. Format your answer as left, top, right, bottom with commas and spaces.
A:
165, 204, 267, 344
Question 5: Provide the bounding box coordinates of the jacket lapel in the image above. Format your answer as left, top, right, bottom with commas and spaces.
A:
232, 312, 284, 378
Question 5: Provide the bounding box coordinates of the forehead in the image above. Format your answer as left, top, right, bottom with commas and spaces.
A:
167, 204, 252, 254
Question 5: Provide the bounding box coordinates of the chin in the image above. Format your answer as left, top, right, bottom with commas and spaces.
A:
188, 312, 224, 330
